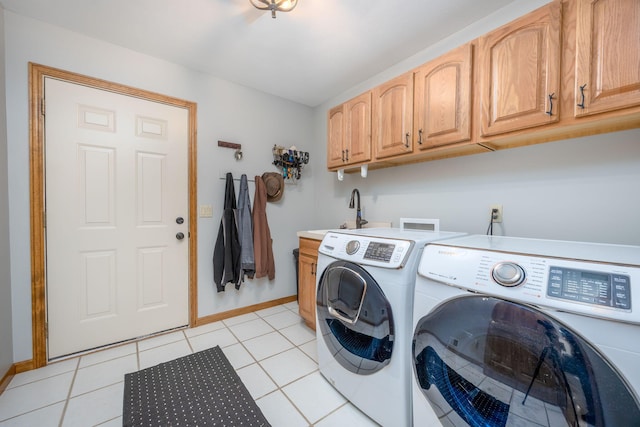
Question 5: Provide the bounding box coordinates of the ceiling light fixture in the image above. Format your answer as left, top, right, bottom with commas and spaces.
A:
249, 0, 299, 19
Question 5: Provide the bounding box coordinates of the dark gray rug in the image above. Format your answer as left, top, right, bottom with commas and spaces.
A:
123, 346, 271, 426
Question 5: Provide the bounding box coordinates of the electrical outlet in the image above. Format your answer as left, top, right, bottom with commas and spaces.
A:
490, 205, 503, 223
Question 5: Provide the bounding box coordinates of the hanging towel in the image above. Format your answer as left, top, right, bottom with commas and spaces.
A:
213, 173, 241, 292
236, 174, 255, 288
252, 175, 275, 280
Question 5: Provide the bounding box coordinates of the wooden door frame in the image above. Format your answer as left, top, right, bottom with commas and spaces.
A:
28, 63, 198, 368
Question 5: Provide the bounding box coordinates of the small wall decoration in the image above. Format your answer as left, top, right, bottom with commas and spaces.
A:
218, 140, 243, 161
272, 145, 309, 181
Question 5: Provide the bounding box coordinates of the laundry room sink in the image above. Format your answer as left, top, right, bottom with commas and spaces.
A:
340, 220, 392, 230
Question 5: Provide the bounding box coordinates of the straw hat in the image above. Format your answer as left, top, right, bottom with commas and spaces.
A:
262, 172, 284, 202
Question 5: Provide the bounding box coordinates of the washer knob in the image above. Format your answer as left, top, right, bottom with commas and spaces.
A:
346, 240, 360, 255
492, 262, 525, 287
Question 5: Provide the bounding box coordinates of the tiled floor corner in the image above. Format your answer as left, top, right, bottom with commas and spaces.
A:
0, 301, 379, 426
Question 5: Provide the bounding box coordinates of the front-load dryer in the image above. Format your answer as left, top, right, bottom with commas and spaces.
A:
316, 228, 466, 427
412, 235, 640, 427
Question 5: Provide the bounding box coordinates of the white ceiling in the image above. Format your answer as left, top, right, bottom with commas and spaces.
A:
0, 0, 517, 107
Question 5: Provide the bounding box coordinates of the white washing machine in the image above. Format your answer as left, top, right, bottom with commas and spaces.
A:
411, 235, 640, 427
316, 228, 466, 427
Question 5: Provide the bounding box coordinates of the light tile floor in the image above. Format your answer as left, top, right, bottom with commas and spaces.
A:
0, 301, 380, 426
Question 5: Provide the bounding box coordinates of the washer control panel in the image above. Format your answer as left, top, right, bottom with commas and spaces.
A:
419, 243, 640, 324
548, 266, 631, 310
319, 232, 414, 269
364, 242, 396, 262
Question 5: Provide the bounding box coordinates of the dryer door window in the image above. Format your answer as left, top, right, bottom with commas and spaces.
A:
412, 295, 640, 427
317, 260, 394, 375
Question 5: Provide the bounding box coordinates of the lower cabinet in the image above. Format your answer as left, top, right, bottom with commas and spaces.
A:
298, 237, 321, 330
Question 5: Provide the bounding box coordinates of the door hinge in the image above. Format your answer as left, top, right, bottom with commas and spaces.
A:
41, 98, 46, 116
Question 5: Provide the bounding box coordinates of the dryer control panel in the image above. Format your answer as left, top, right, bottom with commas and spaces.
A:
418, 242, 640, 324
319, 232, 414, 269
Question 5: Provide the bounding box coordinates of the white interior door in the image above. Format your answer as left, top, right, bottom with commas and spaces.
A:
45, 77, 189, 359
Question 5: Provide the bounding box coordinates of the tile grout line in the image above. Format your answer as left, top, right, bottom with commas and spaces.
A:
274, 369, 319, 426
57, 356, 80, 427
2, 364, 75, 391
214, 317, 298, 424
281, 306, 343, 426
135, 341, 140, 372
227, 307, 319, 426
312, 401, 356, 427
182, 329, 195, 354
256, 312, 320, 426
0, 401, 64, 425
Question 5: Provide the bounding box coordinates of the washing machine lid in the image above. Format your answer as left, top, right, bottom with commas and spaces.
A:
319, 229, 466, 269
325, 227, 465, 244
427, 234, 640, 266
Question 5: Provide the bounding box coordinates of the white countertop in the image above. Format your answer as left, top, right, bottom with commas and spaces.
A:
296, 229, 331, 240
297, 221, 393, 241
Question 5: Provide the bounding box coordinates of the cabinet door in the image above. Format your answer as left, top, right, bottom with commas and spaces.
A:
414, 43, 473, 149
344, 91, 372, 165
327, 105, 344, 169
372, 72, 414, 159
298, 252, 317, 330
575, 0, 640, 117
479, 2, 561, 137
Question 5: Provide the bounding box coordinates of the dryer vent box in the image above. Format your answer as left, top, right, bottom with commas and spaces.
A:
400, 218, 439, 232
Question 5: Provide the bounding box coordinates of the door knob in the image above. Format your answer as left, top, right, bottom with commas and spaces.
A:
176, 217, 184, 224
176, 232, 185, 240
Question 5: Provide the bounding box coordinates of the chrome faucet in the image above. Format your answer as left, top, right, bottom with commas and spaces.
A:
349, 188, 368, 229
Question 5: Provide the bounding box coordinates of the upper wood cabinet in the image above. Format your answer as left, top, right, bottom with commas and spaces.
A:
344, 92, 372, 165
327, 104, 344, 169
413, 43, 473, 149
479, 1, 562, 137
574, 0, 640, 117
372, 72, 414, 159
326, 0, 640, 173
327, 92, 372, 169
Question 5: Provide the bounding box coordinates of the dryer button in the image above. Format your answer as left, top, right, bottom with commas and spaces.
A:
346, 240, 360, 255
492, 262, 526, 287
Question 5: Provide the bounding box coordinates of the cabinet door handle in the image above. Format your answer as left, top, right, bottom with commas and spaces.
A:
546, 93, 555, 116
405, 133, 410, 148
577, 84, 587, 109
341, 150, 345, 162
344, 149, 349, 161
418, 129, 423, 145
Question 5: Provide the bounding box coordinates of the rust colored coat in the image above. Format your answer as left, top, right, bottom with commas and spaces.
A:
252, 176, 275, 280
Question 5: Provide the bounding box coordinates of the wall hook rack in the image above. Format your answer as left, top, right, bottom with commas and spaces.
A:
272, 145, 309, 181
218, 140, 243, 161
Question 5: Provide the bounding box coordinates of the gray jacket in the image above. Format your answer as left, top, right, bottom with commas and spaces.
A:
236, 174, 255, 287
